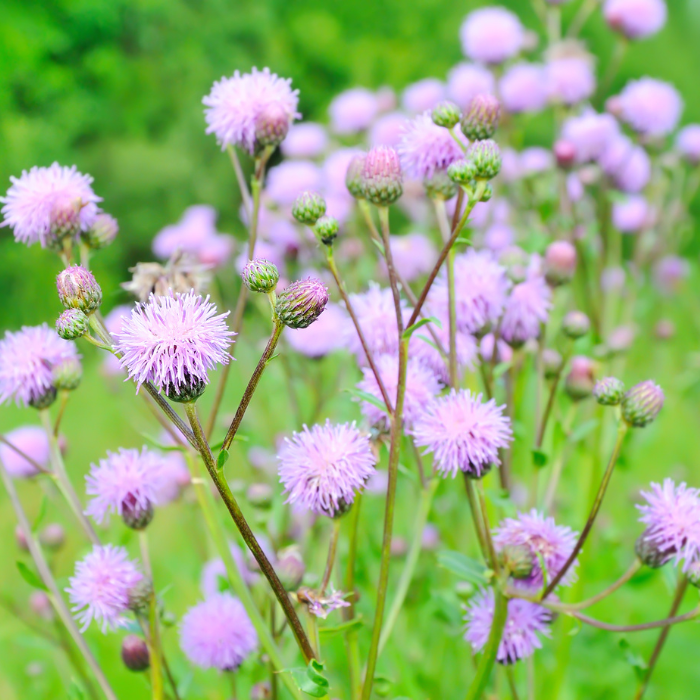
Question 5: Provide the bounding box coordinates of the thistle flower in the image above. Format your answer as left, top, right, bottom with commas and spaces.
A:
499, 63, 549, 114
676, 125, 700, 165
461, 94, 501, 141
305, 588, 351, 619
121, 635, 150, 672
281, 122, 329, 159
621, 380, 664, 427
180, 593, 258, 670
1, 163, 101, 248
599, 136, 651, 193
203, 67, 299, 153
612, 196, 652, 233
653, 256, 689, 296
0, 325, 79, 408
494, 510, 579, 590
56, 309, 90, 341
637, 479, 700, 570
370, 113, 408, 148
402, 78, 446, 113
114, 291, 234, 401
328, 88, 379, 135
398, 113, 465, 181
544, 240, 577, 286
362, 146, 403, 206
561, 111, 619, 163
603, 0, 667, 39
501, 276, 552, 346
409, 323, 478, 386
242, 259, 280, 293
459, 7, 524, 64
412, 389, 512, 478
546, 57, 596, 106
357, 354, 441, 431
266, 160, 322, 206
285, 303, 348, 358
617, 78, 682, 137
66, 545, 143, 632
0, 426, 50, 478
83, 212, 119, 249
277, 420, 377, 517
275, 278, 329, 329
464, 589, 552, 664
56, 266, 102, 313
593, 377, 626, 406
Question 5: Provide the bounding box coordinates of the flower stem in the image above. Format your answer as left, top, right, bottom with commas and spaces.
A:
463, 474, 490, 565
377, 207, 404, 334
139, 531, 164, 700
567, 558, 642, 611
320, 519, 341, 596
343, 495, 362, 700
0, 434, 50, 474
535, 345, 573, 449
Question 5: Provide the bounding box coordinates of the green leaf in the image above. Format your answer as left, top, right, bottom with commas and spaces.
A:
437, 550, 489, 585
68, 680, 87, 700
318, 615, 363, 637
619, 638, 648, 679
345, 388, 389, 413
567, 419, 599, 444
492, 361, 512, 379
532, 448, 548, 468
217, 449, 229, 470
140, 433, 187, 451
401, 316, 441, 341
32, 496, 48, 533
371, 237, 386, 256
16, 562, 47, 592
287, 659, 330, 697
454, 236, 473, 246
374, 674, 394, 697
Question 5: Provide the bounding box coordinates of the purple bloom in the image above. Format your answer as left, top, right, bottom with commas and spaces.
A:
480, 333, 513, 365
494, 510, 579, 590
180, 593, 257, 670
484, 223, 515, 252
546, 57, 596, 106
398, 112, 465, 180
357, 354, 441, 431
599, 135, 651, 193
447, 63, 496, 109
412, 389, 512, 478
460, 7, 524, 64
266, 160, 322, 206
328, 88, 379, 134
501, 275, 552, 346
66, 545, 142, 632
561, 111, 619, 163
0, 426, 50, 478
519, 147, 554, 176
285, 303, 348, 358
0, 325, 79, 407
155, 451, 191, 504
409, 322, 478, 385
653, 255, 689, 296
277, 420, 377, 517
402, 79, 446, 113
203, 67, 299, 153
603, 0, 667, 39
281, 122, 328, 159
637, 479, 700, 570
307, 589, 351, 619
465, 589, 552, 664
114, 291, 234, 397
612, 195, 651, 233
381, 233, 438, 283
676, 125, 700, 165
499, 63, 549, 114
617, 78, 682, 137
370, 112, 409, 148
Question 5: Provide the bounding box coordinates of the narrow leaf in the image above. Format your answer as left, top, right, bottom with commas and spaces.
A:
402, 316, 441, 341
32, 496, 48, 532
217, 449, 229, 470
17, 562, 47, 592
437, 550, 488, 585
492, 361, 512, 379
567, 419, 599, 444
318, 615, 363, 637
345, 388, 389, 413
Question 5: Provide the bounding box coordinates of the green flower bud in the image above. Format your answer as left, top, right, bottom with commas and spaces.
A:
447, 158, 477, 186
275, 278, 329, 329
52, 356, 83, 392
56, 309, 89, 340
466, 139, 502, 180
241, 259, 280, 293
346, 154, 367, 199
562, 310, 590, 339
461, 94, 501, 141
621, 380, 664, 428
361, 146, 403, 206
292, 191, 327, 225
593, 377, 625, 406
313, 215, 339, 246
431, 100, 462, 129
82, 213, 119, 250
424, 170, 458, 200
56, 266, 102, 313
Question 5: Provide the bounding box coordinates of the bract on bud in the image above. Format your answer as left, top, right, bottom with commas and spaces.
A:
241, 259, 280, 293
127, 579, 154, 614
313, 215, 339, 246
83, 213, 119, 249
562, 310, 590, 339
466, 139, 502, 180
593, 377, 625, 406
254, 103, 290, 151
48, 194, 83, 250
52, 356, 83, 391
447, 158, 477, 185
56, 309, 89, 340
499, 543, 535, 580
361, 146, 403, 206
461, 94, 501, 141
635, 530, 674, 569
564, 356, 596, 401
553, 140, 576, 169
56, 266, 102, 314
346, 154, 367, 199
292, 191, 327, 225
480, 183, 494, 202
29, 385, 57, 411
164, 372, 206, 404
622, 380, 664, 428
122, 494, 154, 530
431, 100, 462, 129
121, 635, 150, 672
275, 278, 329, 329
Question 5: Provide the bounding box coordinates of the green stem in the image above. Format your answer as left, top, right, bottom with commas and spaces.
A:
139, 531, 164, 700
320, 519, 341, 595
568, 558, 641, 611
463, 474, 490, 565
506, 665, 520, 700
377, 207, 404, 334
344, 495, 362, 700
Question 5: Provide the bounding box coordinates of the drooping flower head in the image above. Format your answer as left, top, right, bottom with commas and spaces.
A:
66, 545, 142, 632
501, 275, 552, 346
0, 325, 79, 408
603, 0, 667, 39
114, 291, 234, 402
0, 426, 50, 478
460, 7, 524, 64
494, 510, 579, 590
616, 78, 682, 137
203, 67, 300, 153
278, 420, 377, 517
180, 593, 258, 670
1, 163, 101, 248
412, 389, 513, 478
465, 590, 552, 664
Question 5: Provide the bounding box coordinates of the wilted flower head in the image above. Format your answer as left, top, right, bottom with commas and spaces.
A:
328, 88, 379, 134
464, 589, 552, 664
66, 545, 142, 632
0, 426, 50, 478
1, 163, 101, 248
546, 57, 596, 106
412, 389, 513, 478
277, 420, 376, 517
114, 291, 234, 401
676, 124, 700, 165
402, 78, 446, 113
447, 63, 496, 109
180, 593, 257, 670
203, 67, 299, 153
501, 276, 552, 346
617, 78, 682, 137
285, 303, 348, 358
460, 7, 524, 64
603, 0, 667, 39
0, 325, 79, 408
499, 63, 549, 114
301, 587, 351, 619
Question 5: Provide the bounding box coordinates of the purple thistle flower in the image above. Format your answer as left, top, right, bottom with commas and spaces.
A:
412, 389, 513, 478
599, 135, 651, 193
402, 79, 447, 113
499, 63, 549, 114
281, 122, 329, 159
0, 426, 50, 478
66, 545, 142, 632
676, 124, 700, 165
370, 112, 408, 148
266, 160, 322, 206
180, 593, 258, 670
285, 303, 348, 359
277, 420, 377, 517
612, 195, 652, 233
494, 509, 579, 590
653, 255, 689, 296
0, 325, 79, 408
155, 451, 191, 504
637, 479, 700, 570
447, 63, 496, 109
501, 275, 552, 346
465, 589, 552, 664
398, 112, 465, 180
561, 110, 619, 163
307, 588, 351, 619
203, 67, 299, 153
603, 0, 667, 40
617, 78, 682, 137
460, 7, 524, 65
546, 57, 596, 106
114, 291, 234, 399
1, 163, 101, 248
328, 88, 379, 135
357, 354, 441, 431
380, 233, 437, 283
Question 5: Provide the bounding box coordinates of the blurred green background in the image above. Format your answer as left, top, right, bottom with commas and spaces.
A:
2, 1, 700, 699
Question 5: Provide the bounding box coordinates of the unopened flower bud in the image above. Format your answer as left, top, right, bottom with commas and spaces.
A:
83, 213, 119, 249
254, 103, 290, 151
542, 349, 563, 379
544, 241, 577, 286
361, 146, 403, 206
499, 246, 529, 284
635, 530, 674, 569
346, 154, 367, 199
247, 483, 273, 509
56, 309, 89, 340
391, 537, 408, 557
431, 100, 461, 129
29, 385, 57, 411
686, 559, 700, 588
593, 377, 625, 406
461, 94, 501, 141
562, 311, 590, 339
466, 139, 502, 180
165, 372, 206, 404
127, 579, 153, 614
52, 356, 83, 391
275, 278, 329, 329
39, 523, 65, 550
313, 215, 339, 246
480, 183, 494, 202
121, 635, 150, 672
621, 380, 664, 428
553, 140, 576, 169
499, 544, 535, 580
424, 170, 458, 200
241, 259, 279, 294
292, 191, 327, 225
122, 494, 154, 530
48, 194, 82, 249
277, 546, 306, 590
56, 266, 102, 313
30, 591, 53, 620
564, 356, 595, 401
447, 158, 477, 185
15, 524, 28, 551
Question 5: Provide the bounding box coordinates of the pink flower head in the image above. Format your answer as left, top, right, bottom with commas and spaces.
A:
465, 589, 552, 664
203, 67, 299, 153
617, 78, 682, 137
501, 275, 552, 346
281, 122, 328, 159
180, 593, 257, 670
499, 63, 549, 114
266, 160, 322, 206
519, 147, 554, 176
653, 255, 689, 296
612, 195, 651, 233
412, 389, 513, 478
494, 509, 579, 590
398, 112, 465, 180
599, 135, 651, 193
561, 111, 619, 163
370, 112, 409, 148
277, 420, 376, 517
66, 545, 142, 632
0, 426, 50, 478
603, 0, 667, 39
155, 451, 191, 504
676, 125, 700, 165
402, 79, 447, 113
546, 57, 596, 106
1, 163, 101, 247
0, 325, 79, 408
381, 233, 438, 282
328, 88, 379, 134
460, 7, 524, 64
447, 63, 496, 109
114, 291, 234, 398
285, 303, 348, 358
409, 322, 478, 386
480, 333, 513, 365
357, 354, 441, 431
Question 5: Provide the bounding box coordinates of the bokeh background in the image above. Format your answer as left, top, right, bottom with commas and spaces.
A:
2, 1, 700, 698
